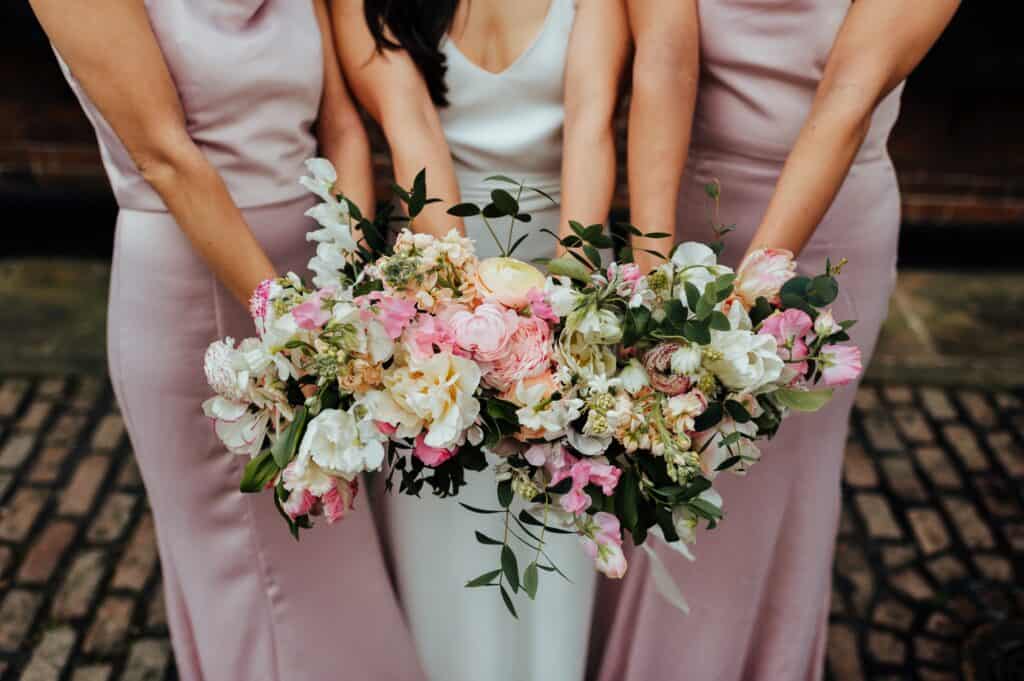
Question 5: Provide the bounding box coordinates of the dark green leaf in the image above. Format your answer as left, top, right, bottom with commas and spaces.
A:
475, 531, 504, 546
482, 203, 504, 219
497, 479, 514, 508
466, 569, 502, 588
724, 399, 752, 423
501, 545, 520, 592
459, 503, 505, 515
709, 310, 731, 331
807, 275, 839, 307
240, 449, 279, 493
694, 402, 724, 431
448, 202, 481, 217
583, 245, 602, 269
682, 319, 711, 345
518, 510, 573, 534
271, 406, 308, 468
484, 174, 522, 186
704, 182, 720, 200
684, 282, 701, 311
500, 585, 518, 618
644, 232, 672, 239
715, 455, 743, 472
508, 233, 531, 257
523, 562, 539, 599
619, 469, 639, 532
491, 189, 520, 217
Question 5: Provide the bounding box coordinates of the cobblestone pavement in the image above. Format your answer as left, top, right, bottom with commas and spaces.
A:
0, 377, 1020, 680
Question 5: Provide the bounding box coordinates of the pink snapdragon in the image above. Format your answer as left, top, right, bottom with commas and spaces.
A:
292, 287, 335, 330
820, 345, 863, 387
412, 433, 457, 467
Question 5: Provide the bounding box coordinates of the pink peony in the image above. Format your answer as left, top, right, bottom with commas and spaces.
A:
734, 248, 796, 308
821, 345, 862, 387
412, 433, 457, 467
292, 288, 334, 330
485, 315, 552, 391
448, 302, 520, 362
526, 288, 559, 324
322, 478, 358, 524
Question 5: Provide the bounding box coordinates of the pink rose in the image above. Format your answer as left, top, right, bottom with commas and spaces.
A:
734, 248, 796, 308
476, 257, 547, 309
821, 345, 862, 387
485, 316, 552, 392
412, 433, 457, 467
322, 478, 358, 524
449, 302, 519, 362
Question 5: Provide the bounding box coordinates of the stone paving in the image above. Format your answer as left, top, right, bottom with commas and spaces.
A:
0, 374, 1020, 680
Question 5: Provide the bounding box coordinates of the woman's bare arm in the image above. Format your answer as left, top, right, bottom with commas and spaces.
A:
747, 0, 960, 256
30, 0, 277, 306
331, 0, 462, 237
559, 0, 631, 244
626, 0, 700, 272
314, 0, 375, 216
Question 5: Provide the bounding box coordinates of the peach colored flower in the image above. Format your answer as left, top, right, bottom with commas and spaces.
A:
485, 315, 552, 391
734, 248, 796, 308
476, 257, 547, 309
449, 302, 520, 363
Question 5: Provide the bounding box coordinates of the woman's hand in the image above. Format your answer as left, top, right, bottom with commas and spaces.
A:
29, 0, 278, 307
331, 0, 463, 238
625, 0, 700, 274
558, 0, 630, 254
746, 0, 960, 258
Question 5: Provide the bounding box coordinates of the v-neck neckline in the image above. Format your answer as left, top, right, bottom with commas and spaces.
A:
445, 1, 556, 78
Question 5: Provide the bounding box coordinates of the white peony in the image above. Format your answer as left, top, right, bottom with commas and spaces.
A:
384, 352, 481, 450
204, 338, 251, 402
705, 329, 784, 393
298, 407, 387, 479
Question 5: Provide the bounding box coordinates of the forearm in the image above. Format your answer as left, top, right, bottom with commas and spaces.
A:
382, 109, 463, 237
142, 145, 275, 306
560, 113, 617, 243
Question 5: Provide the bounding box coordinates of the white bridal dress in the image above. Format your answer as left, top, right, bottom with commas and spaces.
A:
378, 2, 598, 681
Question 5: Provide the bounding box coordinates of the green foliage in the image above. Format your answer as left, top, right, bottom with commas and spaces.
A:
271, 406, 308, 468
240, 450, 279, 493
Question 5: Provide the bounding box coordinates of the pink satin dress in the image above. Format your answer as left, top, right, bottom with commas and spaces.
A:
54, 1, 424, 679
590, 2, 902, 680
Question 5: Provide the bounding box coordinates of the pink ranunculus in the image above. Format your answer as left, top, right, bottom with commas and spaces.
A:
448, 302, 520, 362
322, 478, 358, 524
406, 314, 458, 359
735, 248, 796, 308
821, 345, 863, 387
292, 287, 335, 330
526, 288, 559, 324
485, 315, 552, 392
642, 343, 692, 396
412, 433, 457, 467
282, 488, 316, 520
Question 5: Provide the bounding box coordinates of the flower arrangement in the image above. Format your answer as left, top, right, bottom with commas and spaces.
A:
203, 160, 862, 615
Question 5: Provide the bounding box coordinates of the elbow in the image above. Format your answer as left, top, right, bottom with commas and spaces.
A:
817, 55, 894, 136
131, 129, 206, 192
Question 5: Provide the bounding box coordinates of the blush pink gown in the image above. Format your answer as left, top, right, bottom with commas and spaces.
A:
53, 1, 424, 679
590, 2, 902, 680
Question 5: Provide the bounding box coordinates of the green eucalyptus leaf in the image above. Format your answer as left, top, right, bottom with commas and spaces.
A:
583, 245, 602, 269
466, 569, 502, 588
500, 585, 518, 618
240, 449, 279, 493
501, 545, 520, 592
694, 402, 724, 431
523, 562, 540, 599
498, 479, 514, 508
491, 189, 520, 216
774, 388, 834, 412
547, 255, 591, 282
724, 399, 752, 423
684, 282, 701, 311
475, 531, 504, 546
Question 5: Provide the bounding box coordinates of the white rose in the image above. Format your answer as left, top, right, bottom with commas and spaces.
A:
706, 330, 784, 392
299, 407, 386, 478
669, 343, 702, 376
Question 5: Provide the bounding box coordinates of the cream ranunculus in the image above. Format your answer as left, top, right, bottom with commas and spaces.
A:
705, 329, 784, 393
298, 407, 387, 478
476, 257, 547, 309
383, 351, 482, 450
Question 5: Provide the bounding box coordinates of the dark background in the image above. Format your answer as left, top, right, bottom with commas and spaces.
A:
2, 2, 1021, 266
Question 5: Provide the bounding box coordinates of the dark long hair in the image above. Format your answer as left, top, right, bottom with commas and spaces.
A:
363, 0, 460, 107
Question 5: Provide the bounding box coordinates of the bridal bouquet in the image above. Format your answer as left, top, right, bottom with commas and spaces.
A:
202, 159, 862, 614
